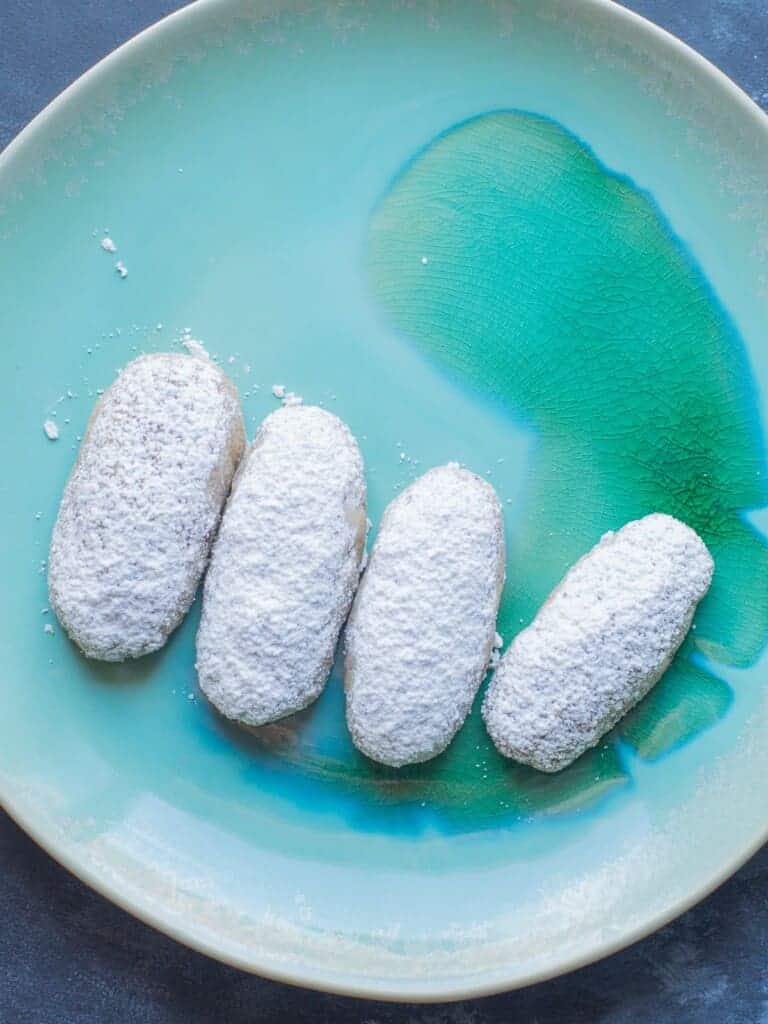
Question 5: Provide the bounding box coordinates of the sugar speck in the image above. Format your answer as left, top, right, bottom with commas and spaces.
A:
43, 419, 59, 441
182, 336, 209, 359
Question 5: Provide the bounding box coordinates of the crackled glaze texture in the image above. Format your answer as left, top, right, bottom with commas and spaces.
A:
363, 109, 768, 804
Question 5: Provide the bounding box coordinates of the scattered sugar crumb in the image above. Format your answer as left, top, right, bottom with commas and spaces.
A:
181, 336, 210, 359
100, 237, 117, 253
43, 419, 59, 441
270, 383, 303, 407
115, 261, 128, 279
41, 608, 49, 615
421, 256, 429, 265
43, 623, 55, 636
227, 355, 236, 364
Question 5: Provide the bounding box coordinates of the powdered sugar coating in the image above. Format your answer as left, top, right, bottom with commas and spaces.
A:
483, 513, 714, 772
344, 463, 505, 767
48, 353, 245, 661
197, 405, 367, 726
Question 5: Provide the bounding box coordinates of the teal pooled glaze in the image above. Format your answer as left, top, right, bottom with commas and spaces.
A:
1, 0, 768, 1001
368, 109, 765, 772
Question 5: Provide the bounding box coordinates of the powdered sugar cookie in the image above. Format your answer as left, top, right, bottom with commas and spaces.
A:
48, 353, 245, 661
197, 405, 366, 726
345, 463, 505, 767
483, 513, 714, 772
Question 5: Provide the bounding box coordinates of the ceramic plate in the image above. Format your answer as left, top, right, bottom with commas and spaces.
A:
2, 0, 768, 1001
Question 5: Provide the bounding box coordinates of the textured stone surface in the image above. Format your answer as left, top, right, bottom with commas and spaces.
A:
1, 1, 767, 1021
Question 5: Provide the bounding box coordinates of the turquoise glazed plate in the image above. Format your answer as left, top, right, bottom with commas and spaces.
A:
2, 0, 768, 1001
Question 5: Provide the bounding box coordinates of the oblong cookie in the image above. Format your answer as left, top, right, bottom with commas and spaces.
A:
197, 405, 367, 726
344, 463, 505, 767
482, 513, 714, 772
48, 353, 245, 661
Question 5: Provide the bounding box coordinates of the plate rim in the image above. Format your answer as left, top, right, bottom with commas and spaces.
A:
2, 0, 768, 1002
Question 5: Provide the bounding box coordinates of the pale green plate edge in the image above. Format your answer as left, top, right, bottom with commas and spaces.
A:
2, 0, 767, 1002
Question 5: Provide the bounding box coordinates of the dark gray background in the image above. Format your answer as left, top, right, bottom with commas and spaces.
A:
2, 2, 767, 1021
